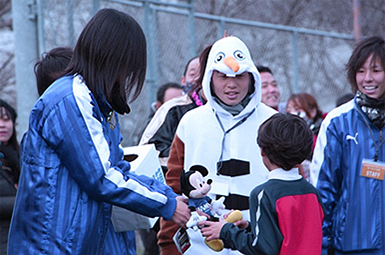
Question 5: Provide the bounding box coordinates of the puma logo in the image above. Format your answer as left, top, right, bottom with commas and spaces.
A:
346, 133, 358, 145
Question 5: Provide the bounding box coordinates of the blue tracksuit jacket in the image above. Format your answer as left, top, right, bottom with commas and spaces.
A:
8, 75, 177, 254
312, 97, 385, 253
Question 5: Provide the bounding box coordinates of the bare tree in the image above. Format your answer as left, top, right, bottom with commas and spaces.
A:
0, 0, 15, 107
2, 0, 384, 145
0, 0, 11, 29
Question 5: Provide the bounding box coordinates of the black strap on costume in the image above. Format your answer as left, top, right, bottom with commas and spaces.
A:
216, 194, 249, 210
215, 108, 256, 175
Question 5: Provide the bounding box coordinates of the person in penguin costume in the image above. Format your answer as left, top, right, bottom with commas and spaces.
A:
158, 35, 276, 255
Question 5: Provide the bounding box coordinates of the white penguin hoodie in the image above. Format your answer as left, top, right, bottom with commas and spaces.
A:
165, 36, 276, 254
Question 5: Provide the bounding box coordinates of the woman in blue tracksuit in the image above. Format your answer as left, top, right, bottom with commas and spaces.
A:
311, 36, 385, 254
8, 9, 190, 255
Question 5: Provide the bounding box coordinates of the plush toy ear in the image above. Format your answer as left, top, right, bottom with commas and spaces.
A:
180, 170, 194, 197
189, 165, 209, 177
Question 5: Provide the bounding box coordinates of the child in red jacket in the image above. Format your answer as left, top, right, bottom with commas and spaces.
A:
200, 113, 325, 255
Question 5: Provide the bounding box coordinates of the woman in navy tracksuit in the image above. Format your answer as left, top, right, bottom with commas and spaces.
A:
8, 9, 190, 255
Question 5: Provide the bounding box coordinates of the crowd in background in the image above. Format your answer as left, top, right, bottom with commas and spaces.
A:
1, 7, 385, 255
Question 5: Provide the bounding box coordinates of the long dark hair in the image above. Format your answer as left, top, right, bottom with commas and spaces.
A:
66, 8, 147, 114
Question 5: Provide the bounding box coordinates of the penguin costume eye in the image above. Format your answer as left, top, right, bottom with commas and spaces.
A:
233, 50, 245, 61
215, 52, 225, 63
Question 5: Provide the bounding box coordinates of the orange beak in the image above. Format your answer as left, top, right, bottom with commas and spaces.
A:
224, 56, 239, 72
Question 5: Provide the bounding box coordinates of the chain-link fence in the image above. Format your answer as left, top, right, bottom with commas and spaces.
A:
36, 0, 355, 146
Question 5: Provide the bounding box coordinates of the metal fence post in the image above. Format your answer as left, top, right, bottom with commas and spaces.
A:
36, 0, 45, 55
92, 0, 100, 15
67, 0, 75, 47
217, 18, 226, 40
292, 31, 299, 93
12, 0, 40, 141
143, 0, 159, 108
188, 0, 197, 57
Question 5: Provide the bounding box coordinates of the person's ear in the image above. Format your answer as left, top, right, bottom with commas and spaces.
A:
181, 76, 186, 86
155, 101, 162, 110
260, 148, 265, 157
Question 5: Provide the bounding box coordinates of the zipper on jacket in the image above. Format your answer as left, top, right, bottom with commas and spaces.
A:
375, 130, 383, 161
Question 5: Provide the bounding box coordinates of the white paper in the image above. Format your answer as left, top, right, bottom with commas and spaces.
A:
111, 144, 164, 232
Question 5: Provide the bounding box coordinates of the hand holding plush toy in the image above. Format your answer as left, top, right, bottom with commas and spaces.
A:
180, 165, 217, 230
180, 165, 242, 252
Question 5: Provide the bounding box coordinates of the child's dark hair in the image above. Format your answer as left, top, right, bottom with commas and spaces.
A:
257, 113, 313, 170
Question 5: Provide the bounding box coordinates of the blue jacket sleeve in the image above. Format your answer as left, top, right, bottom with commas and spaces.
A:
220, 220, 281, 255
316, 123, 343, 248
41, 93, 177, 221
220, 188, 281, 255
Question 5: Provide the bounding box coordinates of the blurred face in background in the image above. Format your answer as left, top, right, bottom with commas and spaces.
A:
286, 99, 316, 120
260, 71, 280, 109
163, 87, 184, 103
356, 54, 385, 100
286, 99, 306, 118
181, 57, 200, 86
0, 107, 14, 144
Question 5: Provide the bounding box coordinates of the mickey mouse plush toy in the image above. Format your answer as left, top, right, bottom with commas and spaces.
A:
180, 165, 224, 227
181, 165, 242, 251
